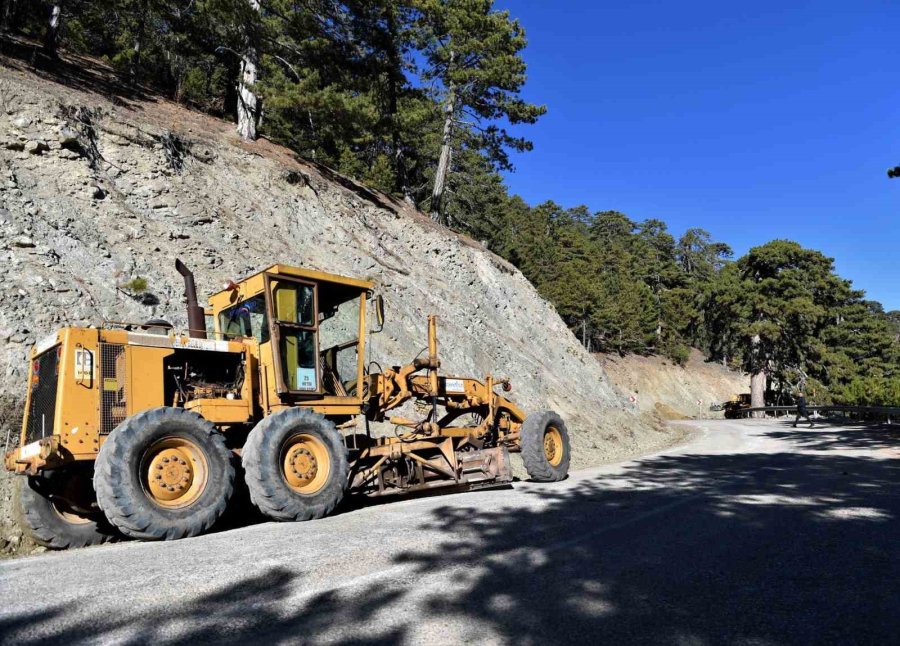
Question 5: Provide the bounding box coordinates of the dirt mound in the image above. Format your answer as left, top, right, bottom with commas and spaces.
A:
600, 350, 747, 420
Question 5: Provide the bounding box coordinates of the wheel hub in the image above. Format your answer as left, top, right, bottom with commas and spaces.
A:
288, 446, 318, 483
544, 434, 557, 462
543, 426, 564, 466
281, 434, 331, 494
148, 448, 195, 501
141, 438, 208, 508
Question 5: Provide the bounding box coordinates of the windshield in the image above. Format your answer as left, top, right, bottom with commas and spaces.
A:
218, 295, 269, 342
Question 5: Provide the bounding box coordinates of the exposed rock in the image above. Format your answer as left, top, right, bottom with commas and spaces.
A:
10, 237, 35, 248
57, 126, 79, 146
25, 140, 47, 155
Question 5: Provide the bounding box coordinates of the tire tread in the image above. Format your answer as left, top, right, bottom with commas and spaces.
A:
242, 408, 348, 522
94, 407, 234, 541
15, 474, 115, 550
520, 410, 571, 482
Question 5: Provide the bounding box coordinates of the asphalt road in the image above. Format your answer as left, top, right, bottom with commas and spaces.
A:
2, 419, 899, 645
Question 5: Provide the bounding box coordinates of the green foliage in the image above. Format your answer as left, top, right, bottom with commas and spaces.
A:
414, 0, 547, 172
701, 240, 899, 404
832, 376, 900, 406
123, 277, 148, 294
476, 200, 730, 359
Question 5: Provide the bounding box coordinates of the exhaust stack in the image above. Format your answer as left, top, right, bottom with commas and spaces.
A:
175, 259, 207, 339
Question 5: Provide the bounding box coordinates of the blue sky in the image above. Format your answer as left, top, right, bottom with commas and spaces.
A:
493, 1, 899, 309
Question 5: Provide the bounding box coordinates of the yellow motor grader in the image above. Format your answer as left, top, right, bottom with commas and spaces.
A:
4, 260, 571, 548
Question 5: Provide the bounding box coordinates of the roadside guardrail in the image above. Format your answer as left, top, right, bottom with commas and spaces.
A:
737, 405, 900, 424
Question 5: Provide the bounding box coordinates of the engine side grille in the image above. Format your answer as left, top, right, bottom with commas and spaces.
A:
25, 348, 60, 445
99, 343, 128, 435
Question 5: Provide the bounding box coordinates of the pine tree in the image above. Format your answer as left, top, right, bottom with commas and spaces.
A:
414, 0, 545, 225
701, 240, 899, 408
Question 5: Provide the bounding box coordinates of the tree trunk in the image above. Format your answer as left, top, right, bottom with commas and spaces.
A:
749, 333, 766, 417
1, 0, 15, 32
430, 85, 455, 225
652, 254, 663, 344
385, 6, 406, 196
129, 1, 147, 86
131, 38, 141, 84
43, 4, 61, 58
750, 370, 766, 417
236, 0, 261, 141
223, 57, 239, 119
237, 54, 259, 140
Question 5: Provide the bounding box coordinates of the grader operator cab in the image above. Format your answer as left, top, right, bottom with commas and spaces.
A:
5, 260, 571, 549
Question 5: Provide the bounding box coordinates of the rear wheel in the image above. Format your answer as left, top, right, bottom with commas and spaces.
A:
15, 467, 116, 549
520, 410, 571, 482
94, 407, 235, 540
242, 408, 348, 521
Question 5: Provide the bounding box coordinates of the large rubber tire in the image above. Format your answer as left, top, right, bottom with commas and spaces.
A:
94, 407, 235, 541
520, 410, 571, 482
242, 408, 348, 522
15, 468, 117, 549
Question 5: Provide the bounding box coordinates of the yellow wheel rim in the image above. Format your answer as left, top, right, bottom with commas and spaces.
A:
544, 426, 564, 467
51, 500, 92, 525
281, 433, 331, 495
49, 473, 94, 524
141, 437, 209, 509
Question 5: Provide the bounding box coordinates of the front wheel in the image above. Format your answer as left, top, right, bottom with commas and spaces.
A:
15, 467, 117, 549
520, 410, 571, 482
94, 407, 235, 541
242, 408, 348, 522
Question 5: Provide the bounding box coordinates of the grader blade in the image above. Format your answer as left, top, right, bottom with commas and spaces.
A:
457, 446, 512, 488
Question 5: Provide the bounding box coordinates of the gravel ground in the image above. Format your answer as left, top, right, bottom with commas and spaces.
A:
2, 418, 898, 645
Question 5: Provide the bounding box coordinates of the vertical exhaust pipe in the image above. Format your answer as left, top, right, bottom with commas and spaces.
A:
175, 259, 207, 339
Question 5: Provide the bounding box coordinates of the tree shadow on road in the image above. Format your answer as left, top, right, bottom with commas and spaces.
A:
765, 419, 900, 451
0, 564, 405, 645
4, 427, 900, 644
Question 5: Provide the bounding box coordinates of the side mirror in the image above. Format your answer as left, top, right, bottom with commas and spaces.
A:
375, 295, 385, 330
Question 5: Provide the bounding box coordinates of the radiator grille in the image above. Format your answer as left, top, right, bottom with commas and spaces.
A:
25, 347, 60, 444
99, 343, 128, 435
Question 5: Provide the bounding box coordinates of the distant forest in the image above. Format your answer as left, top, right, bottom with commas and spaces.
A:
2, 1, 899, 405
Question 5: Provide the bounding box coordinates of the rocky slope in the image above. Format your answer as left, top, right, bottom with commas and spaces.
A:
0, 54, 689, 555
600, 350, 747, 420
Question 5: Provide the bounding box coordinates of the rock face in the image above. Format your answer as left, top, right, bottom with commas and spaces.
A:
601, 350, 748, 420
0, 64, 667, 554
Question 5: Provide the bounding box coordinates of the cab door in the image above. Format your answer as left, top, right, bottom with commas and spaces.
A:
265, 274, 320, 395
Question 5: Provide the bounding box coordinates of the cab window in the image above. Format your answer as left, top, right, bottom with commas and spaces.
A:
281, 329, 318, 391
273, 283, 315, 326
218, 295, 269, 343
271, 281, 318, 392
